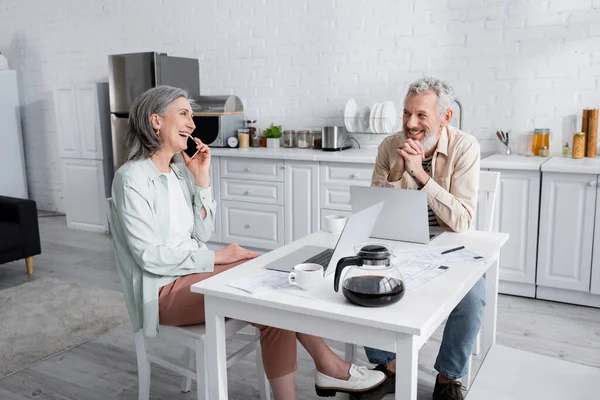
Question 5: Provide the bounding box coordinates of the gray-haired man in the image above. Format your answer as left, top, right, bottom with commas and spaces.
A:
368, 77, 482, 400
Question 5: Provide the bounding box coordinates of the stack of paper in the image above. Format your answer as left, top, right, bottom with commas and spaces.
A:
227, 270, 291, 295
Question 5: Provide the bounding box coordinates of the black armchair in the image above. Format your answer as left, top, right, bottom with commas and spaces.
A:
0, 195, 41, 275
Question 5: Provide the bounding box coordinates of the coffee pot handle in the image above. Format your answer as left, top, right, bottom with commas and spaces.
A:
333, 256, 363, 292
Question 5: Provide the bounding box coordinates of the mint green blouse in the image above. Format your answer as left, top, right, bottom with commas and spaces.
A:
109, 157, 216, 337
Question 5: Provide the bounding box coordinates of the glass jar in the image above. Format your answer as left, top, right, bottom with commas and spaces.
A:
237, 128, 250, 148
312, 130, 322, 149
246, 120, 259, 147
283, 130, 296, 148
572, 132, 586, 159
297, 130, 312, 148
539, 146, 549, 157
260, 135, 267, 147
532, 128, 550, 156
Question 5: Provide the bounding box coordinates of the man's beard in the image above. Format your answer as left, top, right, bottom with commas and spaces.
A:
401, 124, 440, 153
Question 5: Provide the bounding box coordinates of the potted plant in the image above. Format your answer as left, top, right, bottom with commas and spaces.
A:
264, 123, 282, 148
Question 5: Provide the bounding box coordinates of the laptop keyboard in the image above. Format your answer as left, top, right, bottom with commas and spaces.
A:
304, 248, 335, 268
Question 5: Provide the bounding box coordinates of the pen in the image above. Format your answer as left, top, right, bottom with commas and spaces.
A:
441, 245, 465, 255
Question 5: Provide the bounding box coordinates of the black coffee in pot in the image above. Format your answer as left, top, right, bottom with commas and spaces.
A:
342, 275, 405, 307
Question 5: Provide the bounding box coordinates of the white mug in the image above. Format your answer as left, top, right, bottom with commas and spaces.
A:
288, 263, 324, 289
325, 214, 348, 234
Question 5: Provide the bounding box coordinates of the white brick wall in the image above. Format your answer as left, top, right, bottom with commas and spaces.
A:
1, 0, 599, 211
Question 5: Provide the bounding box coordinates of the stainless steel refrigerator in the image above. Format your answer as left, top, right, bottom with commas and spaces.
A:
108, 52, 200, 174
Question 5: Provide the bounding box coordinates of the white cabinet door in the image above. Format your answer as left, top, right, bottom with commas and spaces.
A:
63, 159, 107, 232
589, 176, 600, 295
491, 169, 539, 287
54, 87, 81, 158
209, 156, 221, 243
537, 172, 595, 292
221, 201, 284, 250
284, 161, 319, 244
75, 84, 102, 159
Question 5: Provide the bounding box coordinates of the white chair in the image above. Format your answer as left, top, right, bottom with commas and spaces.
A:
464, 170, 501, 389
134, 321, 270, 400
342, 171, 501, 388
106, 198, 271, 400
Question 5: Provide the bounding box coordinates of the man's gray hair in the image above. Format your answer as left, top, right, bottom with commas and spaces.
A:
125, 85, 192, 161
405, 77, 455, 118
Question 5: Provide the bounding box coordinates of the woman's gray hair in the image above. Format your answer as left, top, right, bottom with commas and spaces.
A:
125, 85, 192, 161
405, 77, 455, 118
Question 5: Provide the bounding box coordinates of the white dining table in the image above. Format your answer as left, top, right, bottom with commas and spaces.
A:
191, 230, 509, 399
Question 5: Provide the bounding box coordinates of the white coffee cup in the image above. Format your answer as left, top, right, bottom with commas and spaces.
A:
288, 263, 324, 289
325, 214, 348, 234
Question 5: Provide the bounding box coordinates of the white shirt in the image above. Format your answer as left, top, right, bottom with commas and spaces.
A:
158, 170, 209, 287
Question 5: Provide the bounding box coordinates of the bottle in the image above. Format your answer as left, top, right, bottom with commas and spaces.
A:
562, 142, 570, 158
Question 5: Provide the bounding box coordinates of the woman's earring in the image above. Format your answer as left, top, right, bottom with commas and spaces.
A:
155, 129, 160, 136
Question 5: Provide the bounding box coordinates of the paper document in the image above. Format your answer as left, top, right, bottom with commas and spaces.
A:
395, 259, 450, 290
395, 246, 486, 264
228, 270, 292, 295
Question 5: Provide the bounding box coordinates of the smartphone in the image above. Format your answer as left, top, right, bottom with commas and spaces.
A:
183, 134, 200, 159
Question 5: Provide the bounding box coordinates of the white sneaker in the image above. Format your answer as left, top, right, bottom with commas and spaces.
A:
315, 364, 386, 398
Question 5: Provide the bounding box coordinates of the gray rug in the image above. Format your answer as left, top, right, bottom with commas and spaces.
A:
0, 277, 129, 378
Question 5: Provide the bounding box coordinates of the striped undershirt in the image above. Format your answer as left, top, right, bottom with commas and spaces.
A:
422, 156, 439, 227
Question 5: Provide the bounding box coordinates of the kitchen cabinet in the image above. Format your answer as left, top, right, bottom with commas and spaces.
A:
221, 201, 284, 250
54, 84, 111, 232
284, 161, 319, 244
481, 155, 548, 298
536, 157, 600, 307
537, 172, 595, 293
209, 156, 221, 243
62, 159, 107, 232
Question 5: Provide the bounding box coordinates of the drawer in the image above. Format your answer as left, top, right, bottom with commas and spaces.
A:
320, 182, 371, 211
221, 157, 283, 182
221, 178, 284, 205
221, 201, 284, 250
320, 208, 352, 231
320, 162, 374, 186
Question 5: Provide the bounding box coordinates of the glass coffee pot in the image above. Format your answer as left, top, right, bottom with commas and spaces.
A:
333, 244, 405, 307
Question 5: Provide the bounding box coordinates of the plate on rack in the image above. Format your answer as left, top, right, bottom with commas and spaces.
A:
381, 101, 398, 134
344, 99, 359, 133
370, 102, 381, 133
358, 106, 370, 133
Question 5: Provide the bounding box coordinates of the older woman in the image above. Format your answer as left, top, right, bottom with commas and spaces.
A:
110, 86, 385, 399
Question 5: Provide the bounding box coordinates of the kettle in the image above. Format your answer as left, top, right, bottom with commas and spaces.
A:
333, 244, 405, 307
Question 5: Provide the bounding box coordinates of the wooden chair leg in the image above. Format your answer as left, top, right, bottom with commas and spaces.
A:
25, 256, 33, 275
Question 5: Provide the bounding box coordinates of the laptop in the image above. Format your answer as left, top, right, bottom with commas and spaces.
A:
349, 186, 443, 244
263, 202, 384, 276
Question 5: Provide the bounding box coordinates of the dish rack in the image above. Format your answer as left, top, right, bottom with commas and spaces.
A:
342, 99, 463, 134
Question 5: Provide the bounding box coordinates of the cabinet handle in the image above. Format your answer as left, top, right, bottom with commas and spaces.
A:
281, 164, 288, 169
244, 190, 253, 195
351, 173, 359, 178
589, 181, 597, 187
244, 167, 252, 172
245, 224, 252, 229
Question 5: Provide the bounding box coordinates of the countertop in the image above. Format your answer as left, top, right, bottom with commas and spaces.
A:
210, 147, 378, 164
480, 154, 550, 171
541, 156, 600, 174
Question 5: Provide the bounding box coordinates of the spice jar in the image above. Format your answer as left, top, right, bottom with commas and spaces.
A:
297, 130, 312, 148
283, 130, 296, 148
572, 132, 586, 159
539, 146, 549, 157
312, 130, 322, 149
